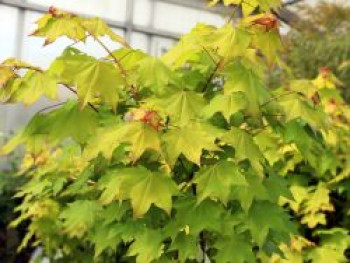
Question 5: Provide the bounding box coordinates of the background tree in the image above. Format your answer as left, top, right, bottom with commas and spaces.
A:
285, 0, 350, 101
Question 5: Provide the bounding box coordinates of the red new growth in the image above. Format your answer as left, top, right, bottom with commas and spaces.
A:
141, 111, 162, 131
49, 6, 57, 15
252, 14, 278, 32
319, 67, 331, 78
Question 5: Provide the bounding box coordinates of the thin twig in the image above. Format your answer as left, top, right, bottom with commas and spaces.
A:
201, 59, 223, 93
67, 34, 90, 48
60, 83, 99, 113
226, 5, 239, 24
81, 25, 127, 78
81, 26, 139, 97
200, 45, 218, 65
2, 64, 43, 72
260, 90, 296, 108
37, 102, 66, 114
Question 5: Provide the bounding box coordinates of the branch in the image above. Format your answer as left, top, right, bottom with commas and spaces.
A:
80, 26, 140, 97
67, 34, 90, 48
226, 5, 239, 23
37, 102, 66, 114
2, 64, 43, 73
260, 90, 296, 108
200, 45, 218, 65
60, 83, 99, 113
81, 25, 128, 78
201, 59, 223, 93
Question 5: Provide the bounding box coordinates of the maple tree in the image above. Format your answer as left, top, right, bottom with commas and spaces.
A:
1, 0, 350, 262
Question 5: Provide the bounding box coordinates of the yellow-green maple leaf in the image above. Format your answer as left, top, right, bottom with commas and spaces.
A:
193, 160, 247, 204
162, 123, 221, 166
148, 90, 206, 126
202, 91, 247, 121
50, 48, 123, 110
221, 127, 265, 177
99, 167, 178, 217
84, 122, 162, 162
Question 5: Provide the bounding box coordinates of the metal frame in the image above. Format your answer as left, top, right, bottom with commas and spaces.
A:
156, 0, 232, 14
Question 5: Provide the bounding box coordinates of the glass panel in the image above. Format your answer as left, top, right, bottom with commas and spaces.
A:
153, 2, 225, 34
151, 37, 175, 57
0, 5, 19, 61
133, 0, 152, 26
130, 32, 149, 52
26, 0, 127, 22
0, 5, 19, 134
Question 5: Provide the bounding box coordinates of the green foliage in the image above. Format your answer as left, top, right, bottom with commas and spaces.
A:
1, 2, 350, 262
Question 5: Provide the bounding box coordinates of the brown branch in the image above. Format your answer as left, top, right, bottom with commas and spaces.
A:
2, 64, 43, 72
200, 45, 218, 65
80, 26, 139, 97
201, 59, 223, 93
37, 102, 66, 114
67, 34, 90, 48
260, 90, 296, 108
60, 83, 99, 113
81, 25, 127, 78
226, 5, 239, 23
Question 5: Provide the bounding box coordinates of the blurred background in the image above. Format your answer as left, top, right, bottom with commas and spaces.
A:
0, 0, 349, 135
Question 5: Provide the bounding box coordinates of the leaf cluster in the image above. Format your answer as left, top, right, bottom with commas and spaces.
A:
1, 2, 350, 262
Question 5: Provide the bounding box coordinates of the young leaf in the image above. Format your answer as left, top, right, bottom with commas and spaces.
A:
221, 127, 265, 177
148, 90, 206, 126
202, 92, 247, 121
59, 200, 102, 238
127, 230, 165, 263
4, 70, 57, 106
246, 201, 296, 246
82, 17, 129, 47
174, 197, 225, 235
46, 100, 98, 143
169, 232, 198, 262
278, 93, 328, 130
0, 100, 97, 155
85, 122, 162, 162
224, 61, 270, 116
193, 160, 247, 204
252, 30, 283, 66
230, 171, 268, 212
214, 233, 255, 263
0, 66, 16, 88
50, 48, 123, 110
31, 13, 86, 45
300, 184, 334, 228
137, 57, 178, 95
99, 167, 178, 217
162, 123, 220, 166
90, 223, 122, 257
